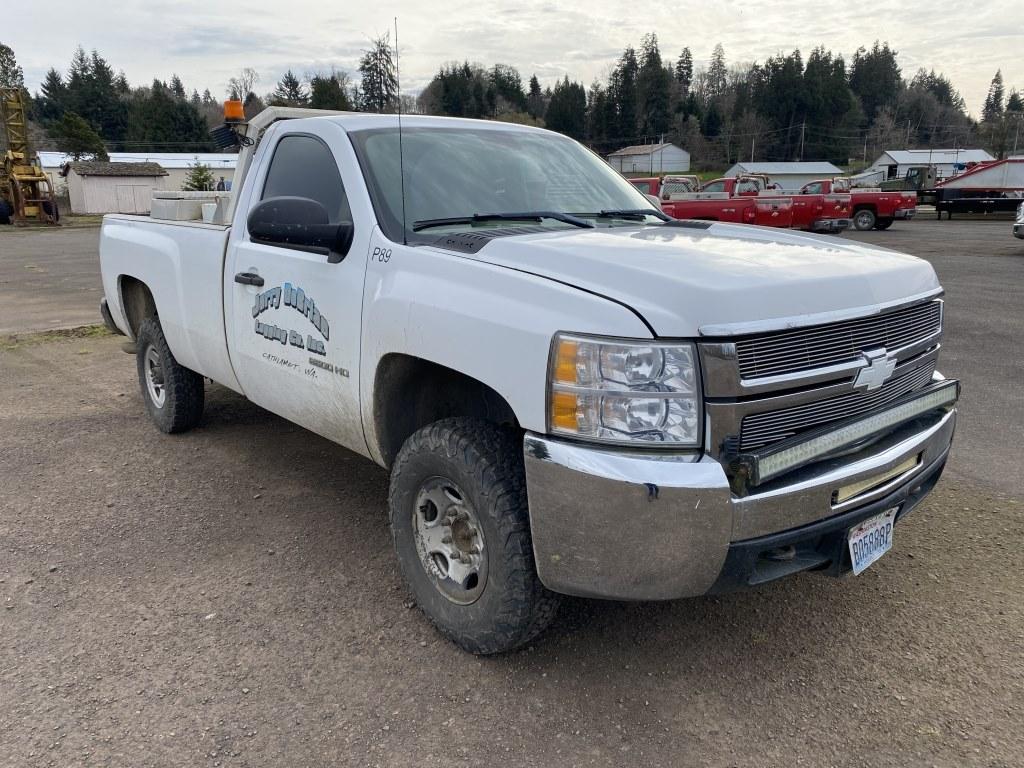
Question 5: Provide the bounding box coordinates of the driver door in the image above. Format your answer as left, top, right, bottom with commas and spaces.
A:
225, 125, 369, 455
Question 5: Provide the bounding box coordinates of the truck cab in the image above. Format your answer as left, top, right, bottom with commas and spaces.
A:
98, 106, 959, 654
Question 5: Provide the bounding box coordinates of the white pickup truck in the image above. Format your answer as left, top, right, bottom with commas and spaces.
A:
99, 106, 959, 654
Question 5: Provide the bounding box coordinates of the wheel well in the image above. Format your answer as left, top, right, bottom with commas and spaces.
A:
119, 276, 157, 337
373, 354, 518, 468
853, 203, 876, 213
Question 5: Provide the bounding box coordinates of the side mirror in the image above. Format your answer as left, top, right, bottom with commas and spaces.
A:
247, 196, 354, 263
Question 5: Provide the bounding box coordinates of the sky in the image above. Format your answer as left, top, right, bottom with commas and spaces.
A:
6, 0, 1024, 118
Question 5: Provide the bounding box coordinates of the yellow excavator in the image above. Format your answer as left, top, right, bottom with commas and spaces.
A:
0, 86, 58, 225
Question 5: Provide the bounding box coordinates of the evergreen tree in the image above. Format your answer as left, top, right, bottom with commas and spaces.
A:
636, 34, 671, 138
182, 162, 216, 191
170, 74, 186, 100
490, 64, 527, 113
1007, 90, 1023, 114
707, 44, 727, 98
674, 48, 693, 95
544, 77, 586, 140
982, 70, 1005, 123
36, 68, 66, 122
849, 41, 901, 121
270, 70, 308, 107
609, 46, 639, 144
358, 33, 398, 113
53, 111, 108, 160
0, 42, 25, 89
310, 71, 353, 111
527, 75, 545, 119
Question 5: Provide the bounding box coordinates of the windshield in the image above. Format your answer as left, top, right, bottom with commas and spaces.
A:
348, 125, 659, 241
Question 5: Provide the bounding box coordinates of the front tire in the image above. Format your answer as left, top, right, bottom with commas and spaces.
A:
853, 208, 876, 231
389, 418, 559, 654
136, 317, 204, 433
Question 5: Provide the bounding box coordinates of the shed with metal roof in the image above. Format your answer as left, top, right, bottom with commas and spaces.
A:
607, 143, 690, 174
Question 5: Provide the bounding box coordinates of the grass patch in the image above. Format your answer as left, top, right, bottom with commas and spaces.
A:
1, 324, 113, 351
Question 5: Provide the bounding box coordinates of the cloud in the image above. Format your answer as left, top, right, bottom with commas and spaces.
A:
4, 0, 1023, 115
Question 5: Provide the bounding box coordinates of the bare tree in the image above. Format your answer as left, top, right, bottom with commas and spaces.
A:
227, 67, 260, 101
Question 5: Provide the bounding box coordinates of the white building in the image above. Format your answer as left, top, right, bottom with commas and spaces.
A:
66, 162, 169, 214
607, 143, 690, 174
867, 149, 994, 183
723, 161, 844, 190
38, 151, 237, 195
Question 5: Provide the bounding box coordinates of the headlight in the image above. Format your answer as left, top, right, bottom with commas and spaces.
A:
547, 333, 702, 447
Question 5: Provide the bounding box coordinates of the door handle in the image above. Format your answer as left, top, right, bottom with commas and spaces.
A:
234, 271, 264, 287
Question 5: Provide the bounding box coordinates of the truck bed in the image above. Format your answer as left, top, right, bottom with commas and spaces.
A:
100, 214, 241, 392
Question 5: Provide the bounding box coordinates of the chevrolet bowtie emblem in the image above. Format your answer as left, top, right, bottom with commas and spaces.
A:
853, 348, 897, 391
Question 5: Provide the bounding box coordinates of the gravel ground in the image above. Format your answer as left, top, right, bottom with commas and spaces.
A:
0, 226, 103, 335
1, 218, 1022, 767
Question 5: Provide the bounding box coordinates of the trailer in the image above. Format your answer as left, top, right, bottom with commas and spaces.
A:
931, 159, 1024, 219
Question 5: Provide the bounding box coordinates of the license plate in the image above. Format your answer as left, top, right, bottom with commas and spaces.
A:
848, 507, 898, 575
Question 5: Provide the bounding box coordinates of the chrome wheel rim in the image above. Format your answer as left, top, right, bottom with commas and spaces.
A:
144, 345, 166, 408
412, 477, 487, 605
854, 211, 873, 229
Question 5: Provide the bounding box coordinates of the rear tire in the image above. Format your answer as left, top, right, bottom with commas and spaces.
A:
389, 418, 560, 654
135, 317, 204, 433
853, 208, 876, 231
874, 218, 893, 230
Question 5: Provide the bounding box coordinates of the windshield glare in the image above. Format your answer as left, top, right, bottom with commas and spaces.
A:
348, 125, 658, 240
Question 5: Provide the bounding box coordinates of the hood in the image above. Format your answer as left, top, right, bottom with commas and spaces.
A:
433, 223, 939, 337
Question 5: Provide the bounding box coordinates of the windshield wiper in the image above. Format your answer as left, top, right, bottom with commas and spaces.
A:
412, 211, 595, 232
576, 208, 672, 223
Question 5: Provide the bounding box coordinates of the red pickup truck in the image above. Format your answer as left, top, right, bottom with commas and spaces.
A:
707, 175, 852, 233
803, 179, 916, 231
700, 176, 794, 228
660, 195, 759, 225
631, 176, 764, 226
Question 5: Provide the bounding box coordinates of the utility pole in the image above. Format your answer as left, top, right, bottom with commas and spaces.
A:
799, 122, 805, 160
751, 135, 755, 162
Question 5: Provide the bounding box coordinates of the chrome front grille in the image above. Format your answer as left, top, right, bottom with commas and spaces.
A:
735, 300, 942, 380
739, 360, 936, 451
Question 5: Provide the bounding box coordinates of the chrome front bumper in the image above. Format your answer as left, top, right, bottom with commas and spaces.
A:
524, 407, 956, 601
1013, 222, 1024, 239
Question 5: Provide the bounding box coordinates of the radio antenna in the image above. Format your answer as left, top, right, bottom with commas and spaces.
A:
394, 17, 408, 245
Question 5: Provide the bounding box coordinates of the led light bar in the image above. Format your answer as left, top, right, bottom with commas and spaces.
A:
736, 380, 959, 486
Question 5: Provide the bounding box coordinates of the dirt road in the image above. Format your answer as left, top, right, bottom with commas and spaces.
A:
1, 219, 1022, 767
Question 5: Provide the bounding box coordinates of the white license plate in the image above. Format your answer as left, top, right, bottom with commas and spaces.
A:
848, 507, 898, 575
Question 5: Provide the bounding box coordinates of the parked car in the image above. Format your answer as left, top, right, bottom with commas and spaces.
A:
1014, 201, 1024, 239
98, 106, 959, 654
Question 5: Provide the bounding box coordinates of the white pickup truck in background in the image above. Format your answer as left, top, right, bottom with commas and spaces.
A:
98, 105, 959, 654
